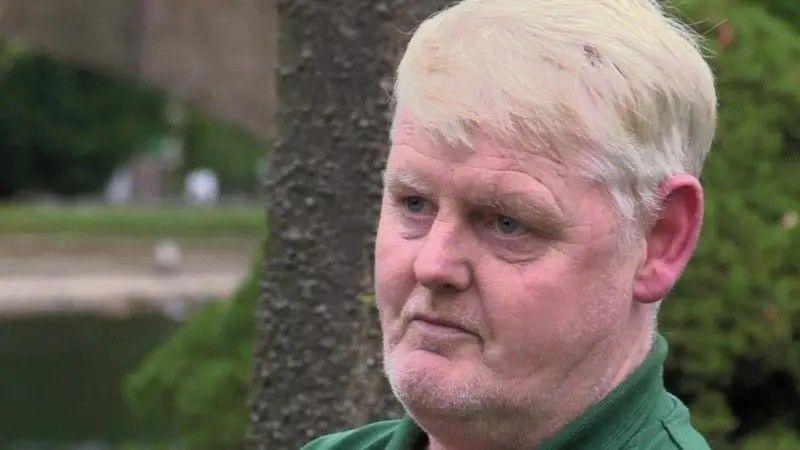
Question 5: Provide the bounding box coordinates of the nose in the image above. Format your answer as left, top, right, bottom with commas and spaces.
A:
412, 217, 472, 292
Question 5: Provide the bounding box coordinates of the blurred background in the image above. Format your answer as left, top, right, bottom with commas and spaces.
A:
0, 0, 798, 450
0, 1, 274, 449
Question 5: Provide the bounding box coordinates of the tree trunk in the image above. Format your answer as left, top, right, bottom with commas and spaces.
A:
250, 1, 448, 448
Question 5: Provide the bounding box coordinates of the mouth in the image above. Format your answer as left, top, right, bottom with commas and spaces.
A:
409, 313, 475, 336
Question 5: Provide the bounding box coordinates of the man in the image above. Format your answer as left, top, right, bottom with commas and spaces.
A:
305, 0, 716, 448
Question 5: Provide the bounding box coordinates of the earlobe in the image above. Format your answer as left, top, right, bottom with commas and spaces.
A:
633, 175, 704, 303
633, 261, 674, 302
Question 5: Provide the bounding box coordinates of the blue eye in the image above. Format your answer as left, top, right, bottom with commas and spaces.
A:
496, 216, 520, 234
404, 197, 426, 213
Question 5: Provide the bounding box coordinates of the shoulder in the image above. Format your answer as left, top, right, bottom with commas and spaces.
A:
630, 395, 711, 450
659, 395, 711, 450
301, 419, 404, 450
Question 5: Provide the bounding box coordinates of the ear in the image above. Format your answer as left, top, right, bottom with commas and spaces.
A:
633, 174, 704, 303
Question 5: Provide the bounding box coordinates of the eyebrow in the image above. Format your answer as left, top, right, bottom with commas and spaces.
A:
382, 169, 435, 196
383, 168, 566, 234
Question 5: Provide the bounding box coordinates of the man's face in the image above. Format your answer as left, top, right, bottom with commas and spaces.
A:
375, 114, 644, 421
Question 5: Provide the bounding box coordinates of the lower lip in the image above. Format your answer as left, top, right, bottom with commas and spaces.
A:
409, 319, 473, 339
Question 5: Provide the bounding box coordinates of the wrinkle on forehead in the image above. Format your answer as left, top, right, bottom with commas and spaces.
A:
389, 144, 561, 195
392, 110, 574, 168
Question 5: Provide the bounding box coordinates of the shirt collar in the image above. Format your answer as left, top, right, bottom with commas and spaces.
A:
540, 333, 670, 449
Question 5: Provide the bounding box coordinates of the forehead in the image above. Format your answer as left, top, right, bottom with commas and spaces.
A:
388, 113, 574, 188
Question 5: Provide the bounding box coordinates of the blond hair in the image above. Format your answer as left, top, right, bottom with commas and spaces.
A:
392, 0, 717, 238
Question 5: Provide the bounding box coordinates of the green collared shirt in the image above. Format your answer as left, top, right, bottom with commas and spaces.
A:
302, 335, 710, 449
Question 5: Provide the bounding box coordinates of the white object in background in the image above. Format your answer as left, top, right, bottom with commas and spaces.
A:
104, 167, 133, 204
185, 169, 220, 205
782, 211, 798, 230
153, 239, 182, 274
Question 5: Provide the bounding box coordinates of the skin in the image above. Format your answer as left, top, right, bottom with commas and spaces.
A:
374, 113, 703, 450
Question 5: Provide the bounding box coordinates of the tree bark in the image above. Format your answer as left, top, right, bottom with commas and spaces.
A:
250, 1, 448, 448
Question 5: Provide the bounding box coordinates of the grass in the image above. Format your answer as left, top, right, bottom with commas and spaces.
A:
0, 202, 266, 237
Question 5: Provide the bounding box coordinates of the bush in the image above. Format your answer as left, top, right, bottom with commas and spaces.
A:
0, 47, 169, 196
124, 252, 261, 450
738, 428, 800, 450
661, 1, 800, 448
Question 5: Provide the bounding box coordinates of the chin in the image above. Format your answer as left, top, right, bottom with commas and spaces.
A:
383, 346, 498, 416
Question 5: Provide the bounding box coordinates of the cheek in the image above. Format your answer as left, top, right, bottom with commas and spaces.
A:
481, 263, 582, 359
375, 211, 418, 321
480, 247, 630, 367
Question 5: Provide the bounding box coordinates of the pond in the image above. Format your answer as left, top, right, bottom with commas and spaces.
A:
0, 313, 180, 449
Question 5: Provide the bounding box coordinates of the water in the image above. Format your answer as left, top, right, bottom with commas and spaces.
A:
0, 313, 180, 449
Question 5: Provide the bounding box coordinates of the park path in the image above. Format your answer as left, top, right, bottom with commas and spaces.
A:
0, 234, 256, 317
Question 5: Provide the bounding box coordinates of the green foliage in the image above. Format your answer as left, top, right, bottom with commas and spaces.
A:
752, 0, 800, 33
661, 1, 800, 448
183, 109, 269, 194
0, 203, 264, 237
0, 47, 168, 196
124, 253, 262, 450
738, 428, 800, 450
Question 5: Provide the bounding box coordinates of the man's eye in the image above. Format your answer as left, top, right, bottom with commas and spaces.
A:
493, 215, 524, 236
403, 196, 427, 213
